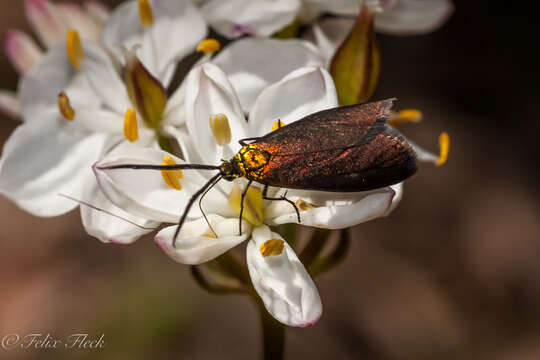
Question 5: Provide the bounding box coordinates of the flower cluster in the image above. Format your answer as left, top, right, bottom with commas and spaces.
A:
0, 0, 452, 327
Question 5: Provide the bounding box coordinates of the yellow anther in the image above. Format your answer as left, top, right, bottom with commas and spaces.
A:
260, 239, 285, 257
66, 29, 83, 69
436, 132, 450, 167
272, 119, 286, 132
161, 155, 184, 191
209, 113, 232, 146
138, 0, 154, 27
196, 39, 221, 54
123, 108, 139, 142
57, 91, 75, 120
388, 109, 422, 126
228, 183, 264, 226
295, 199, 319, 211
202, 233, 216, 238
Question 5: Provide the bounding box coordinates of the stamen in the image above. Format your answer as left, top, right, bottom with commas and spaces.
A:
295, 199, 319, 211
202, 233, 216, 238
123, 108, 139, 142
260, 239, 285, 257
272, 119, 286, 132
66, 29, 83, 69
388, 109, 422, 126
196, 39, 221, 54
228, 183, 264, 226
209, 113, 232, 146
138, 0, 154, 27
161, 155, 184, 190
436, 132, 450, 166
57, 91, 75, 120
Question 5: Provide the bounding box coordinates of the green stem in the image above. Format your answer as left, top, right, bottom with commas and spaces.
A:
259, 302, 285, 360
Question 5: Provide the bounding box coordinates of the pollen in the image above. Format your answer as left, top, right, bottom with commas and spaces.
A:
123, 108, 139, 142
66, 30, 83, 70
388, 109, 422, 126
196, 39, 221, 54
272, 119, 286, 132
436, 132, 450, 166
161, 155, 184, 191
57, 91, 75, 120
209, 113, 232, 146
260, 239, 285, 257
295, 199, 319, 211
138, 0, 154, 27
228, 183, 264, 226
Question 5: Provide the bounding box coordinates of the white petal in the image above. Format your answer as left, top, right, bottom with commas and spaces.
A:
76, 108, 124, 133
304, 18, 354, 66
80, 178, 158, 244
84, 1, 110, 24
93, 144, 232, 223
24, 0, 68, 47
213, 38, 324, 112
184, 63, 248, 166
249, 66, 338, 137
56, 3, 101, 42
0, 90, 21, 119
266, 188, 396, 228
0, 117, 109, 216
409, 139, 439, 164
155, 215, 251, 264
202, 0, 301, 38
304, 0, 359, 16
384, 181, 403, 216
3, 29, 44, 74
375, 0, 454, 35
247, 225, 322, 327
162, 79, 186, 127
81, 42, 131, 114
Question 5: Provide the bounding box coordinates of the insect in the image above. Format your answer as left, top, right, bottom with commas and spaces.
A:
98, 98, 417, 246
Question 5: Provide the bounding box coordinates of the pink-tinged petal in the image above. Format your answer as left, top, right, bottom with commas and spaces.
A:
24, 0, 68, 47
266, 188, 395, 228
3, 30, 44, 74
375, 0, 454, 35
213, 38, 324, 112
202, 0, 301, 39
81, 178, 158, 244
83, 0, 110, 23
247, 225, 322, 327
249, 66, 338, 137
0, 116, 110, 216
0, 90, 21, 119
155, 215, 250, 264
56, 3, 101, 42
184, 63, 248, 166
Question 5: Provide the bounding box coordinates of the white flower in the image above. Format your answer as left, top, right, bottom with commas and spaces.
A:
0, 0, 109, 118
0, 0, 206, 244
93, 62, 401, 326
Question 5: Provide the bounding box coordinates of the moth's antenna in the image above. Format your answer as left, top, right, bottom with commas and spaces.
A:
97, 164, 221, 171
198, 175, 223, 238
58, 193, 158, 230
173, 172, 222, 247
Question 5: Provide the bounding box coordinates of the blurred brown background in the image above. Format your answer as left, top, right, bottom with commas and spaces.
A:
1, 0, 540, 359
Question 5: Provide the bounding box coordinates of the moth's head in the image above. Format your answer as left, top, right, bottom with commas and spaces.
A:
219, 160, 239, 181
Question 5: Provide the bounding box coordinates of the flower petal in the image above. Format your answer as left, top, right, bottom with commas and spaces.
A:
247, 225, 322, 327
213, 38, 324, 112
184, 63, 248, 166
384, 181, 403, 216
266, 187, 395, 228
0, 116, 109, 216
3, 29, 44, 74
93, 144, 233, 223
304, 0, 359, 17
24, 0, 68, 47
375, 0, 454, 35
304, 18, 354, 66
155, 215, 251, 264
249, 66, 338, 137
0, 90, 21, 119
84, 1, 110, 23
201, 0, 301, 39
75, 108, 124, 133
80, 178, 158, 244
56, 3, 101, 42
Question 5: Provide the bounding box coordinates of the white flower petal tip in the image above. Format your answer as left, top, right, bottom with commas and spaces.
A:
24, 0, 67, 46
3, 29, 43, 74
248, 226, 322, 327
0, 91, 21, 118
155, 217, 251, 265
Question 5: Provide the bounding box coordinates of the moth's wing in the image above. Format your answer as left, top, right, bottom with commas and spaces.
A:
253, 98, 396, 154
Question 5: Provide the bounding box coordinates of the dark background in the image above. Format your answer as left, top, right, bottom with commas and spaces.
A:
1, 0, 540, 359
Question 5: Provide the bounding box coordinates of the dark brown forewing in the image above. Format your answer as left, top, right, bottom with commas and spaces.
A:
252, 98, 396, 155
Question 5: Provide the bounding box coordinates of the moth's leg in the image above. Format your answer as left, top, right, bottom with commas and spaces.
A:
262, 185, 301, 223
238, 137, 261, 146
238, 180, 253, 235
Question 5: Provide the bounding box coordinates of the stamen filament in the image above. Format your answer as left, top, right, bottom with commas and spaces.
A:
66, 30, 83, 70
196, 39, 221, 54
123, 108, 139, 142
138, 0, 154, 27
57, 91, 75, 120
436, 132, 450, 166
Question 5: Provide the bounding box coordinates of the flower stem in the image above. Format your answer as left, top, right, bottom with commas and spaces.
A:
259, 302, 285, 360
